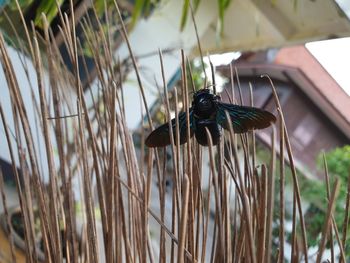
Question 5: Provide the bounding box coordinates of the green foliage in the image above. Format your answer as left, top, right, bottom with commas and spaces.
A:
131, 0, 148, 27
33, 0, 64, 29
303, 145, 350, 253
257, 143, 350, 253
94, 0, 116, 16
179, 0, 201, 31
180, 0, 190, 31
217, 0, 232, 35
322, 146, 350, 180
187, 58, 206, 91
6, 0, 33, 10
179, 0, 232, 35
130, 0, 160, 28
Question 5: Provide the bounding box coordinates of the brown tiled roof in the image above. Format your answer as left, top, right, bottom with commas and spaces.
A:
218, 45, 350, 138
275, 45, 350, 125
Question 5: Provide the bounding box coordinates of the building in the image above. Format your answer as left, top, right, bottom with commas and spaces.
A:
218, 46, 350, 177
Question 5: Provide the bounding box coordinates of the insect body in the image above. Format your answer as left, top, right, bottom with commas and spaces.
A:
145, 88, 276, 147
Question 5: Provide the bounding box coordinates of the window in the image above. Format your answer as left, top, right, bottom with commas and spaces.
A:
293, 113, 319, 148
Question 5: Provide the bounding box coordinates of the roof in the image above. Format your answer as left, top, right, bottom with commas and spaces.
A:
218, 46, 350, 139
274, 46, 350, 125
192, 0, 350, 55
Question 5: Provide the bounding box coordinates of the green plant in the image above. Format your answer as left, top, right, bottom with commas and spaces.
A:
179, 0, 232, 35
130, 0, 160, 27
33, 0, 64, 29
302, 146, 350, 254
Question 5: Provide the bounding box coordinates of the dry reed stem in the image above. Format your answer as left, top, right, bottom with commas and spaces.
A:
20, 153, 38, 263
77, 98, 99, 263
159, 49, 183, 263
229, 64, 235, 103
42, 14, 78, 258
223, 153, 231, 263
181, 49, 196, 261
113, 0, 152, 127
14, 0, 34, 58
262, 74, 309, 262
234, 67, 243, 105
201, 158, 213, 263
63, 3, 100, 261
108, 163, 194, 260
249, 83, 256, 173
174, 88, 182, 198
341, 170, 350, 263
106, 83, 117, 263
0, 169, 17, 263
144, 149, 155, 262
111, 8, 167, 262
224, 111, 257, 263
316, 178, 340, 263
1, 2, 345, 262
291, 195, 297, 263
257, 166, 267, 262
189, 0, 207, 86
331, 215, 346, 262
0, 32, 53, 262
265, 125, 276, 263
0, 103, 29, 262
33, 30, 63, 262
323, 154, 346, 262
186, 58, 197, 93
177, 174, 190, 263
323, 153, 334, 262
205, 128, 221, 262
277, 108, 285, 263
209, 56, 226, 261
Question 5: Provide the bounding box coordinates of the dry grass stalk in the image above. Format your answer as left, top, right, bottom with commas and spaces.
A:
265, 125, 276, 263
323, 153, 335, 262
0, 169, 17, 262
0, 1, 348, 263
177, 174, 190, 263
262, 74, 309, 262
278, 108, 285, 263
323, 154, 346, 262
316, 178, 340, 262
341, 168, 350, 263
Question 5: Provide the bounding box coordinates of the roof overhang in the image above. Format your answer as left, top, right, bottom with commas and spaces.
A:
219, 63, 350, 140
191, 0, 350, 55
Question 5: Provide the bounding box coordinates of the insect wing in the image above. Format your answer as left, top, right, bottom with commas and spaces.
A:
145, 109, 194, 147
216, 102, 276, 133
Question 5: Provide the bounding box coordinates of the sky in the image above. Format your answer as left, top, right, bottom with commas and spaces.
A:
306, 37, 350, 96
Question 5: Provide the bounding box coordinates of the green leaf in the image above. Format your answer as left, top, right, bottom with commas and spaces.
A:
193, 0, 201, 12
131, 0, 147, 28
180, 0, 190, 31
8, 0, 34, 10
294, 0, 298, 12
217, 0, 232, 35
33, 0, 64, 29
143, 0, 153, 17
270, 0, 277, 6
93, 0, 105, 15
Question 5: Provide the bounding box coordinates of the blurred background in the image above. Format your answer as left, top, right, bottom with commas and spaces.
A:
0, 0, 350, 262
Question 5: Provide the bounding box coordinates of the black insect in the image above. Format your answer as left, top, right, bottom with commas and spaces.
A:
145, 88, 276, 147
